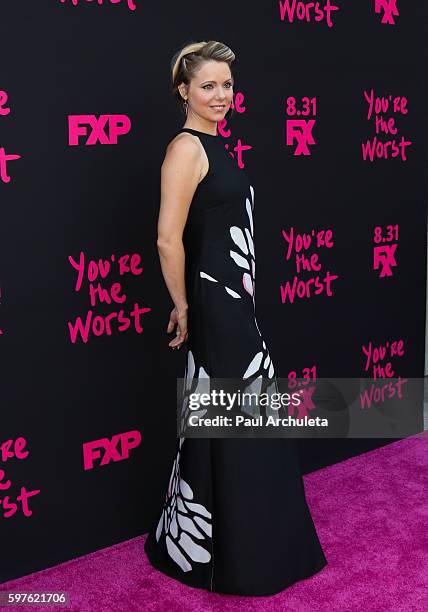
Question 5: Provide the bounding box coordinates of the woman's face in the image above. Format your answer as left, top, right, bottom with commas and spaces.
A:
182, 60, 234, 123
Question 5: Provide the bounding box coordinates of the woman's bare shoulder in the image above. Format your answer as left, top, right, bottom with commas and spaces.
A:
167, 130, 201, 151
162, 132, 203, 170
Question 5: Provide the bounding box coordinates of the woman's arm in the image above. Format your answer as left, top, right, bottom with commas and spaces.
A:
156, 135, 203, 348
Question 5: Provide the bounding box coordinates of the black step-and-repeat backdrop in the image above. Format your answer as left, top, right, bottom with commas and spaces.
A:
1, 1, 426, 583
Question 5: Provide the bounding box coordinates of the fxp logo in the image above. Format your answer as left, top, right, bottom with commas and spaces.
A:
375, 0, 399, 25
68, 114, 131, 145
82, 429, 142, 470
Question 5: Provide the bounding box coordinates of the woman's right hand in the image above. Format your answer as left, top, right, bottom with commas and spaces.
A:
167, 306, 188, 350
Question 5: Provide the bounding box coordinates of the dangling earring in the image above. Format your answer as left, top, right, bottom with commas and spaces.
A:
183, 99, 188, 115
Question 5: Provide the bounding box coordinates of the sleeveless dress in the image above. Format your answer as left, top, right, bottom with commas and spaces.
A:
144, 126, 328, 596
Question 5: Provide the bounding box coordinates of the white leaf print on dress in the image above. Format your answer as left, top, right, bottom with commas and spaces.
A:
229, 185, 256, 300
241, 336, 280, 418
199, 184, 256, 301
243, 339, 276, 380
230, 250, 250, 270
154, 349, 213, 573
243, 351, 264, 378
196, 183, 277, 390
230, 227, 248, 255
227, 186, 279, 408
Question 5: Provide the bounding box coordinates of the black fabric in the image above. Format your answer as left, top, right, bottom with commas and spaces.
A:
144, 127, 328, 595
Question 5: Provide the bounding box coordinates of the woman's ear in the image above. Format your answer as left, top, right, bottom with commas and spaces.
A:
178, 83, 188, 101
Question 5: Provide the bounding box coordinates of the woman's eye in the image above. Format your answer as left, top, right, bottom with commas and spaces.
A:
203, 83, 233, 90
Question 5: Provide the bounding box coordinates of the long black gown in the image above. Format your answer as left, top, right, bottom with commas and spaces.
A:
144, 126, 328, 596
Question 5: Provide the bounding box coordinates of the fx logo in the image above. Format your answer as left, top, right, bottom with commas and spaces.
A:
68, 114, 131, 145
373, 244, 398, 277
375, 0, 399, 25
286, 120, 316, 156
288, 386, 316, 419
82, 429, 141, 470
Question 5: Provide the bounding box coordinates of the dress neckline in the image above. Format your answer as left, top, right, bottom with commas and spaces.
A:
180, 127, 218, 138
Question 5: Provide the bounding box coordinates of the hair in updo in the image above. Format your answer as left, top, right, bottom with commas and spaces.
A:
171, 40, 235, 111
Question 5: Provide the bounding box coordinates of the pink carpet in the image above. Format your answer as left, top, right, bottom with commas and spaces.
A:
1, 432, 427, 611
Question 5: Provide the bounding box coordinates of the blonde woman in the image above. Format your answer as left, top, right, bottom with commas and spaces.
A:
144, 40, 327, 596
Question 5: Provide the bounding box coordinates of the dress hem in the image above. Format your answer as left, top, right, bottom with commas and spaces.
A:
144, 535, 328, 597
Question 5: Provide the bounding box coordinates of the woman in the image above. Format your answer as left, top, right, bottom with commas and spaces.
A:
144, 40, 328, 596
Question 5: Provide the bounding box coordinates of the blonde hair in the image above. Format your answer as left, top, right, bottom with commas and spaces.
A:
171, 40, 235, 106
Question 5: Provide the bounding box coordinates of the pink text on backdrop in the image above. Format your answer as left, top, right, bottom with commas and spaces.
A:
68, 114, 131, 146
362, 338, 405, 378
278, 0, 340, 28
0, 90, 11, 116
285, 97, 317, 155
0, 148, 21, 184
60, 0, 137, 10
70, 251, 143, 293
287, 365, 317, 419
375, 0, 399, 25
373, 244, 397, 277
218, 91, 252, 169
286, 365, 318, 417
0, 437, 41, 519
360, 338, 408, 412
373, 224, 399, 277
288, 364, 318, 387
359, 378, 407, 409
287, 385, 316, 418
280, 227, 339, 303
362, 89, 411, 161
83, 430, 142, 470
0, 285, 3, 334
0, 91, 21, 184
286, 120, 316, 155
67, 251, 151, 343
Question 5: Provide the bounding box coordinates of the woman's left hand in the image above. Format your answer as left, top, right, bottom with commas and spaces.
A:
167, 306, 188, 350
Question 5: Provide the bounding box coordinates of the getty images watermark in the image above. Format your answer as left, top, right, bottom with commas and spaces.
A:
176, 377, 424, 439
